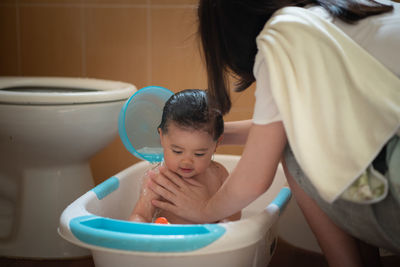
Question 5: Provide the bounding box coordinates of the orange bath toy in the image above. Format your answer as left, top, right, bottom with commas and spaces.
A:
154, 217, 170, 224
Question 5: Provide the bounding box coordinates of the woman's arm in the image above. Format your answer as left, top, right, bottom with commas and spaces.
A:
149, 121, 287, 223
216, 161, 242, 222
222, 119, 253, 146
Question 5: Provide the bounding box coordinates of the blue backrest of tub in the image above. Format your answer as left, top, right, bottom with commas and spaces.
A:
70, 215, 226, 252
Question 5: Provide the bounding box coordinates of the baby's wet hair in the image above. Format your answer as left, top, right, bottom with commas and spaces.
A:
158, 89, 224, 141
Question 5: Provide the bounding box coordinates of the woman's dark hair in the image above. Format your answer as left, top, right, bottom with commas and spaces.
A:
158, 89, 224, 141
198, 0, 393, 114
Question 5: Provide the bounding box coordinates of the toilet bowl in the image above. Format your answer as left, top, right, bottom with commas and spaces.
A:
0, 77, 136, 259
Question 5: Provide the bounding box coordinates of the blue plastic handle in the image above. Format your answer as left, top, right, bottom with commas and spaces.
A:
91, 177, 119, 200
271, 187, 291, 214
70, 215, 226, 252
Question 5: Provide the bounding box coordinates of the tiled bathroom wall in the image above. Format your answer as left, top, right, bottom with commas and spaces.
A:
0, 0, 255, 184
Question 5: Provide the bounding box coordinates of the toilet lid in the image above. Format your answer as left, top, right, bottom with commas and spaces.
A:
118, 86, 173, 163
0, 77, 136, 104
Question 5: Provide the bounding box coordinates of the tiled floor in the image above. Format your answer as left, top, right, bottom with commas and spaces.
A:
269, 239, 400, 267
1, 238, 399, 267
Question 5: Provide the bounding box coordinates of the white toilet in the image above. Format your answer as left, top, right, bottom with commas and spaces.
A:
0, 77, 136, 259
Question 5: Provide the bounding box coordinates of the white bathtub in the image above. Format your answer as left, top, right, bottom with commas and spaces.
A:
58, 154, 291, 267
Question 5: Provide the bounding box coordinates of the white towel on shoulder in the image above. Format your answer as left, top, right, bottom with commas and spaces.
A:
256, 7, 400, 203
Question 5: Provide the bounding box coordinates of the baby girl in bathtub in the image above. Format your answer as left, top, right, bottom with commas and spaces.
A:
128, 89, 241, 224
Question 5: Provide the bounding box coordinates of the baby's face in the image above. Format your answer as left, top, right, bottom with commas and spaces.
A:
160, 122, 217, 179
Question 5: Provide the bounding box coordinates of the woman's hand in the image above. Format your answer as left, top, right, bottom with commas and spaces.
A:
147, 165, 214, 223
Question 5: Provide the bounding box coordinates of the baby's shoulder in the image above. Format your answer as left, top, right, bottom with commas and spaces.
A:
141, 163, 161, 181
209, 161, 229, 181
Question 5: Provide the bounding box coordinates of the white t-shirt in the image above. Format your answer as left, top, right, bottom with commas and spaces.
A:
252, 2, 400, 125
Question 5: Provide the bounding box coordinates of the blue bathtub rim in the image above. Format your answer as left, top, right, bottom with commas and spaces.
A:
70, 215, 226, 252
71, 187, 291, 252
